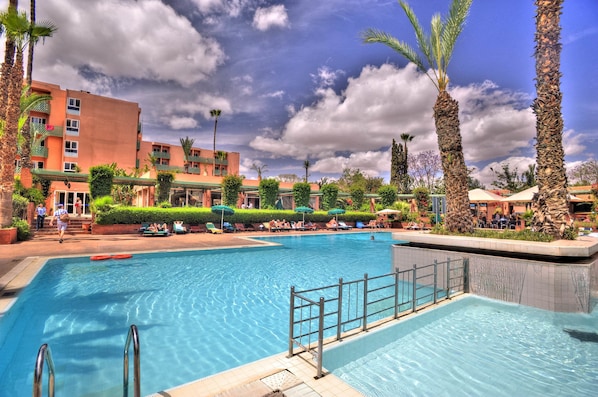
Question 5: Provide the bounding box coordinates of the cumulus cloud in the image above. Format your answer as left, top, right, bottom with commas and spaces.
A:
311, 66, 346, 89
252, 5, 290, 31
32, 0, 225, 90
250, 62, 542, 179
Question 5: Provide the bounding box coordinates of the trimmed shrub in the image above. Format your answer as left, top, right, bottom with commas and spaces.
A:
259, 179, 279, 208
222, 175, 244, 207
89, 165, 114, 199
292, 182, 311, 207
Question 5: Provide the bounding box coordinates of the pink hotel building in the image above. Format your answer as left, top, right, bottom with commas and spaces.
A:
21, 81, 318, 215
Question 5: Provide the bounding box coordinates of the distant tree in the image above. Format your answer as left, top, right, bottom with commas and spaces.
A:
277, 174, 300, 183
490, 164, 523, 192
303, 159, 310, 182
390, 139, 401, 187
250, 162, 267, 182
321, 183, 339, 210
179, 136, 195, 173
221, 174, 243, 207
521, 164, 536, 188
378, 184, 398, 208
399, 133, 414, 193
258, 178, 279, 208
409, 150, 442, 191
292, 182, 311, 207
467, 167, 485, 190
363, 0, 474, 233
210, 109, 221, 175
364, 175, 384, 194
567, 160, 598, 186
350, 186, 365, 210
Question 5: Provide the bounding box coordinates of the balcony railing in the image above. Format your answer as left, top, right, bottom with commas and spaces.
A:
152, 151, 170, 159
155, 164, 183, 172
31, 122, 63, 137
31, 101, 50, 113
31, 145, 48, 158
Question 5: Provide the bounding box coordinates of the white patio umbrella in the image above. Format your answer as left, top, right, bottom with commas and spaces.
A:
503, 185, 585, 203
468, 188, 503, 203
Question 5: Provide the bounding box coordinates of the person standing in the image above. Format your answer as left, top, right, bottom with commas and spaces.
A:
75, 197, 83, 217
36, 203, 47, 230
49, 203, 69, 243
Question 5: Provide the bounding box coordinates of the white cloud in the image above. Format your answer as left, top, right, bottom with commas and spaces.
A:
252, 5, 290, 31
311, 66, 345, 88
32, 0, 225, 89
164, 116, 198, 130
250, 63, 541, 180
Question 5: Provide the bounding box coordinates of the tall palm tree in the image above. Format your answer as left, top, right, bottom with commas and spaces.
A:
362, 0, 473, 233
179, 135, 195, 173
400, 133, 414, 193
303, 159, 310, 183
0, 6, 55, 228
19, 0, 38, 170
250, 162, 267, 182
210, 109, 221, 176
531, 0, 570, 238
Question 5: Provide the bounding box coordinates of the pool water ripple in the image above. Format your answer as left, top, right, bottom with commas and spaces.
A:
0, 233, 394, 396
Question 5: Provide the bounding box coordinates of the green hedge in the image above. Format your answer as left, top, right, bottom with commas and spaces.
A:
94, 207, 377, 225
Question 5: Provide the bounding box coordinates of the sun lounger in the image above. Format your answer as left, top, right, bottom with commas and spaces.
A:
355, 221, 365, 229
222, 222, 236, 233
189, 224, 207, 233
337, 221, 352, 230
206, 222, 223, 234
173, 221, 188, 234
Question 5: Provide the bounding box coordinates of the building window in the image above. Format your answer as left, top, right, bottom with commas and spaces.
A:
160, 159, 169, 165
64, 162, 78, 172
31, 116, 47, 124
65, 140, 78, 157
67, 97, 81, 114
34, 161, 44, 169
66, 119, 79, 135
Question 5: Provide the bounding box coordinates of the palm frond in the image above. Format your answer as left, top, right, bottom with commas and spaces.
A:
441, 0, 473, 71
430, 15, 447, 90
362, 28, 426, 71
398, 1, 433, 67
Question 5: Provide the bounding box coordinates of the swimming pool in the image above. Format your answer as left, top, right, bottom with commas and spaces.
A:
325, 295, 598, 397
0, 232, 396, 396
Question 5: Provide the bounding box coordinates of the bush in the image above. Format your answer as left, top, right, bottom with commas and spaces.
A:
89, 165, 114, 199
12, 194, 29, 219
11, 218, 31, 241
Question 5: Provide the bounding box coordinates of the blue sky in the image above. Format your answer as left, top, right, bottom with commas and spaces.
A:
3, 0, 597, 186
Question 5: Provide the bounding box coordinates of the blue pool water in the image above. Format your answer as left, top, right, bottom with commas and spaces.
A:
325, 295, 598, 397
0, 232, 396, 396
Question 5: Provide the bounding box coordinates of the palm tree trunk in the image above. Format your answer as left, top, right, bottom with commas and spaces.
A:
20, 0, 36, 171
433, 91, 473, 233
531, 0, 570, 237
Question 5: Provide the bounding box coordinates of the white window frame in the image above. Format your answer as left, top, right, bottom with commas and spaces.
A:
66, 119, 80, 135
67, 97, 81, 114
64, 162, 78, 173
65, 140, 78, 157
31, 116, 47, 125
34, 161, 44, 169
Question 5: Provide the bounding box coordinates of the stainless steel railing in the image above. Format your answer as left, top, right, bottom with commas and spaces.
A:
33, 344, 55, 397
288, 257, 468, 378
123, 324, 140, 397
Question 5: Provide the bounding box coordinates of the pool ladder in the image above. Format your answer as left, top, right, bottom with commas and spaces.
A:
32, 324, 141, 397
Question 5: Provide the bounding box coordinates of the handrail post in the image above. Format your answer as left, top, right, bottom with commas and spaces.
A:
433, 259, 438, 304
446, 258, 451, 299
394, 269, 400, 319
362, 274, 368, 332
288, 286, 296, 357
336, 278, 343, 341
123, 324, 141, 397
316, 297, 325, 379
412, 265, 417, 312
33, 343, 55, 397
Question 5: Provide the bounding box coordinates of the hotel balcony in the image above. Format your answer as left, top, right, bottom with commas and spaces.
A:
31, 122, 63, 137
31, 101, 50, 114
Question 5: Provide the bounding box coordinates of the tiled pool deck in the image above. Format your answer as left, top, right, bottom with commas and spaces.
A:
2, 230, 597, 396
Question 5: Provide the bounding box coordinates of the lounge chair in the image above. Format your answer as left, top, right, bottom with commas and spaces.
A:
143, 223, 170, 237
138, 222, 150, 234
206, 222, 223, 234
355, 221, 365, 229
337, 221, 352, 230
222, 222, 236, 233
173, 221, 188, 234
189, 224, 207, 233
234, 223, 247, 232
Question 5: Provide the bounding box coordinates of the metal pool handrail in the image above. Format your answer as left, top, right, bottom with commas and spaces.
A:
288, 257, 468, 378
123, 324, 140, 397
33, 343, 55, 397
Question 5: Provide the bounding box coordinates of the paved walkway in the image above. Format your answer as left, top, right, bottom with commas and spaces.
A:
0, 231, 276, 280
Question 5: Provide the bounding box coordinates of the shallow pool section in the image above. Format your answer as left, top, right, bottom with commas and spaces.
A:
0, 232, 396, 396
324, 295, 598, 397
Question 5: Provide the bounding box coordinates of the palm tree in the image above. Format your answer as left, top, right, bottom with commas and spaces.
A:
250, 162, 268, 182
531, 0, 571, 238
210, 109, 221, 176
0, 6, 55, 228
362, 0, 473, 233
400, 133, 414, 193
303, 159, 310, 183
179, 136, 195, 173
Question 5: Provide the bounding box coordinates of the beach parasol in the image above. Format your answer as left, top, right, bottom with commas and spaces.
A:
328, 208, 346, 222
376, 209, 401, 215
468, 188, 503, 203
502, 185, 585, 203
294, 206, 314, 222
211, 205, 235, 229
